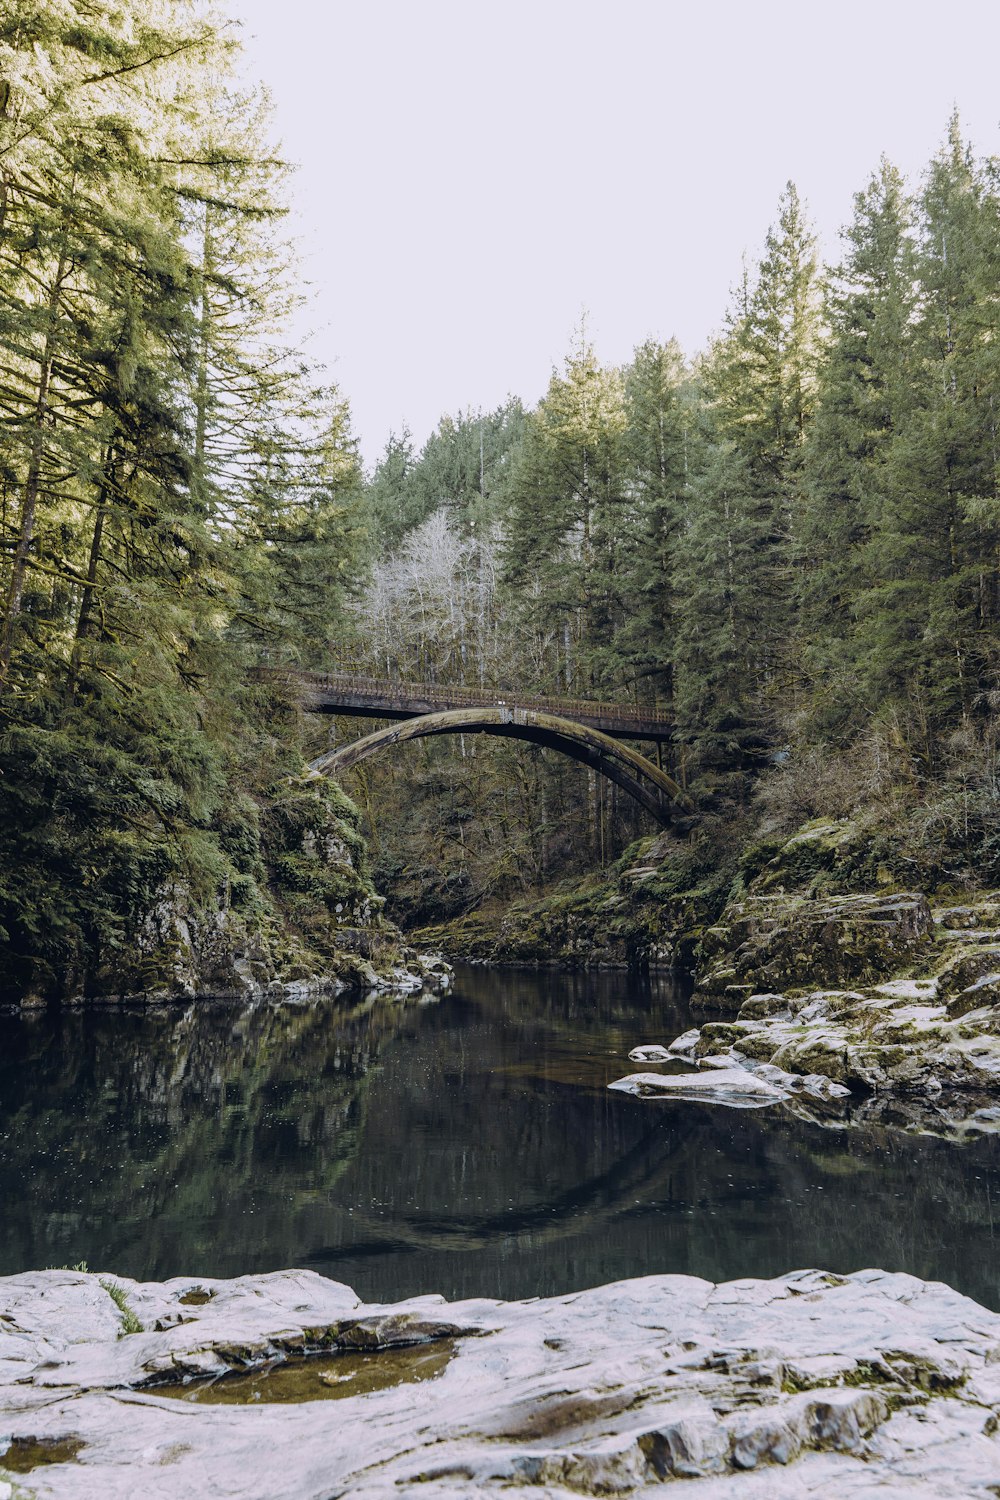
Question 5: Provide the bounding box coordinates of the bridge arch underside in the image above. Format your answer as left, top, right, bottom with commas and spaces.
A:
307, 707, 686, 825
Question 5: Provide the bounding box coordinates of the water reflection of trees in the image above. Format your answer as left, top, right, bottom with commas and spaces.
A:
0, 995, 407, 1278
1, 970, 999, 1312
303, 981, 1000, 1311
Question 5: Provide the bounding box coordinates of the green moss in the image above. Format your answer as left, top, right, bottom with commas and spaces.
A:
781, 1371, 837, 1394
841, 1360, 897, 1388
409, 850, 727, 972
0, 1437, 85, 1475
739, 836, 788, 885
610, 836, 657, 875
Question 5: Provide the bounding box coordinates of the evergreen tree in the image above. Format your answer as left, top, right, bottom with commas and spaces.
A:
617, 338, 688, 711
364, 428, 416, 551
798, 158, 919, 731
407, 399, 525, 542
856, 119, 1000, 764
504, 329, 629, 694
673, 185, 822, 789
0, 2, 366, 997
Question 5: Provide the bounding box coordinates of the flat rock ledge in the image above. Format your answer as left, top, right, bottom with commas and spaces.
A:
7, 949, 453, 1014
3, 1269, 1000, 1496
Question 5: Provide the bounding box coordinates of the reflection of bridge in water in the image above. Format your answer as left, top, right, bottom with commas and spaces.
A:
311, 1108, 701, 1262
295, 671, 687, 824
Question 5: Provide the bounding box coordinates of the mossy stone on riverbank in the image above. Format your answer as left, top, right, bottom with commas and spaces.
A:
695, 892, 935, 1003
411, 833, 725, 971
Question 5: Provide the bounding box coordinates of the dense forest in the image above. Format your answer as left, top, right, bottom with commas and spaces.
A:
0, 1, 374, 998
352, 132, 1000, 924
3, 1, 1000, 996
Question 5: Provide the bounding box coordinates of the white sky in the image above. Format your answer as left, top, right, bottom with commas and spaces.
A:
227, 0, 1000, 467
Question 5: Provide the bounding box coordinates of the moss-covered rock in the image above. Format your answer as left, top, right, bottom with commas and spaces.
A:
767, 1030, 851, 1083
29, 776, 450, 1007
650, 970, 1000, 1107
412, 834, 725, 972
695, 892, 935, 1003
933, 945, 1000, 1000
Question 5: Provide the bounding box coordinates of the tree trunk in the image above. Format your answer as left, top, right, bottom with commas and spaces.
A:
65, 444, 117, 699
0, 248, 69, 678
194, 205, 213, 509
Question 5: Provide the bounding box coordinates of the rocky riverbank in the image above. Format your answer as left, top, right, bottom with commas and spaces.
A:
606, 835, 1000, 1138
2, 1266, 1000, 1496
411, 831, 716, 971
411, 816, 1000, 985
3, 938, 452, 1013
415, 816, 1000, 1135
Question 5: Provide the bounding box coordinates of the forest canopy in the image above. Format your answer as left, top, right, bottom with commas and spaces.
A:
0, 1, 367, 996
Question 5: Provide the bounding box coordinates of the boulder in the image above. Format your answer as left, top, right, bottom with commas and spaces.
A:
609, 1068, 789, 1105
768, 1029, 850, 1083
649, 976, 1000, 1115
666, 1028, 700, 1056
935, 945, 1000, 1001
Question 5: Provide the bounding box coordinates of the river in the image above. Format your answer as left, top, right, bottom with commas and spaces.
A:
1, 964, 998, 1307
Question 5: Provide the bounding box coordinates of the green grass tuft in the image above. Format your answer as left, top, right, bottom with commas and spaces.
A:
100, 1278, 142, 1336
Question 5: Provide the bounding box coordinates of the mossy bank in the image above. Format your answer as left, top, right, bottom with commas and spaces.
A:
414, 816, 996, 979
2, 773, 449, 1009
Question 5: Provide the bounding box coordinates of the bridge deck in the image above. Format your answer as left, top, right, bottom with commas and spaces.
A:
294, 671, 672, 742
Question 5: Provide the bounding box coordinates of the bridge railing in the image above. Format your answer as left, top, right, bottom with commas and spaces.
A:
294, 669, 671, 728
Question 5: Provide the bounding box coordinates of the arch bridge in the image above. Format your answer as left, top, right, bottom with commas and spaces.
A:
294, 670, 686, 824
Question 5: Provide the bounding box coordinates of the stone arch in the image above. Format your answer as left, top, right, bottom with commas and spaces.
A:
307, 706, 687, 825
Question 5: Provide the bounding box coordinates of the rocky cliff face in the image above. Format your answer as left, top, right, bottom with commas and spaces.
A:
115, 881, 450, 1008
694, 890, 936, 1005
11, 778, 450, 1008
583, 818, 1000, 1138
2, 1266, 1000, 1496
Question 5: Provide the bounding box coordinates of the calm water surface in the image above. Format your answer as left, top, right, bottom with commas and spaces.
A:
1, 964, 998, 1307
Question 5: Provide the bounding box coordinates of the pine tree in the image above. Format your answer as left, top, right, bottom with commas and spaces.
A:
616, 338, 688, 710
0, 0, 219, 679
798, 158, 919, 731
673, 185, 822, 789
855, 118, 1000, 765
0, 2, 367, 997
364, 427, 417, 551
503, 329, 629, 694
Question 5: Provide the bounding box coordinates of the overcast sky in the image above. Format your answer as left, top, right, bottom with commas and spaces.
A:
228, 0, 1000, 467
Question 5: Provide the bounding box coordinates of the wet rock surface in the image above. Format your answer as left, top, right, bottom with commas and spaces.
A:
3, 1267, 1000, 1496
610, 1061, 852, 1111
609, 1067, 790, 1106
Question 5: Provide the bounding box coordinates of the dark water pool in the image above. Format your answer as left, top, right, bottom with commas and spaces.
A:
1, 964, 998, 1307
